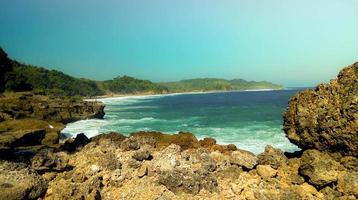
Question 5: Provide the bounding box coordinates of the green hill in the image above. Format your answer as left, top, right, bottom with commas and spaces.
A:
0, 48, 167, 96
101, 76, 168, 94
3, 60, 168, 96
1, 48, 283, 96
159, 78, 284, 93
5, 60, 105, 96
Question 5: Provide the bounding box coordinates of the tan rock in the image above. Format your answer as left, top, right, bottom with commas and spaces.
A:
0, 161, 47, 200
257, 145, 288, 169
277, 158, 305, 185
137, 164, 148, 178
299, 150, 345, 187
283, 63, 358, 156
340, 156, 358, 171
337, 171, 358, 196
256, 165, 277, 179
230, 149, 258, 169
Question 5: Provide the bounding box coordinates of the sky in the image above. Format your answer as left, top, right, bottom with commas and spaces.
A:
0, 0, 358, 87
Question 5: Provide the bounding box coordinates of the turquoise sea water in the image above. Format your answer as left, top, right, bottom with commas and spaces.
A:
62, 89, 303, 154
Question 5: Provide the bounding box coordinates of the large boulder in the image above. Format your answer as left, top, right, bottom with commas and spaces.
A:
257, 145, 288, 169
299, 150, 345, 187
283, 63, 358, 156
230, 149, 258, 169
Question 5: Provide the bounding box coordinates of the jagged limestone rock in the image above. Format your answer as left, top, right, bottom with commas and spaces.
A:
284, 63, 358, 156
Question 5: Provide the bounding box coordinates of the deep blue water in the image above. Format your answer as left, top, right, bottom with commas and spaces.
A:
62, 89, 304, 154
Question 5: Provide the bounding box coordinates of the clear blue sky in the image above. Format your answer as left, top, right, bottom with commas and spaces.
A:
1, 0, 357, 86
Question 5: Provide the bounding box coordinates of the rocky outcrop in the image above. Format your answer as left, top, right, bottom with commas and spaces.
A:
0, 130, 356, 199
0, 119, 64, 148
0, 92, 105, 123
283, 63, 358, 156
299, 149, 344, 188
0, 92, 105, 162
42, 132, 358, 199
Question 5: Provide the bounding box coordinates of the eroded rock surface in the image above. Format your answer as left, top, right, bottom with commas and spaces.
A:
0, 161, 47, 200
299, 149, 344, 188
257, 145, 288, 169
284, 63, 358, 156
42, 133, 357, 200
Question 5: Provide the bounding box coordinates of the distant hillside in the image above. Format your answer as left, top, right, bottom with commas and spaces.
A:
159, 78, 284, 92
6, 60, 105, 96
101, 76, 168, 95
0, 48, 167, 96
1, 48, 283, 96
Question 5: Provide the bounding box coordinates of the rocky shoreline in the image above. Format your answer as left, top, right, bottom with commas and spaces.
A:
0, 92, 105, 160
0, 63, 357, 199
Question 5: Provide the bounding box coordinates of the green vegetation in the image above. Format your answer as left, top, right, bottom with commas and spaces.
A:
159, 78, 284, 92
102, 76, 168, 94
3, 61, 168, 96
5, 60, 104, 96
1, 48, 283, 97
1, 47, 168, 96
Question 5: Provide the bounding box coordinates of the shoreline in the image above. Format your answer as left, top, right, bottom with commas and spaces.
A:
85, 88, 286, 101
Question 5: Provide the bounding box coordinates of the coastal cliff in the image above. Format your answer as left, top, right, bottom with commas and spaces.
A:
0, 63, 357, 200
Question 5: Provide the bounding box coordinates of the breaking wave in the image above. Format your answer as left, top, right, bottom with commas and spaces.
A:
63, 89, 303, 154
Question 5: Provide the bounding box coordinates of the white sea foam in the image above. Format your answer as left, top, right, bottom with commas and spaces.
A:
89, 93, 173, 104
65, 90, 301, 154
61, 119, 108, 138
242, 89, 276, 92
115, 117, 161, 124
190, 124, 299, 154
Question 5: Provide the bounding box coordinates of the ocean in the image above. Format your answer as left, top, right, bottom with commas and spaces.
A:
62, 89, 304, 154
